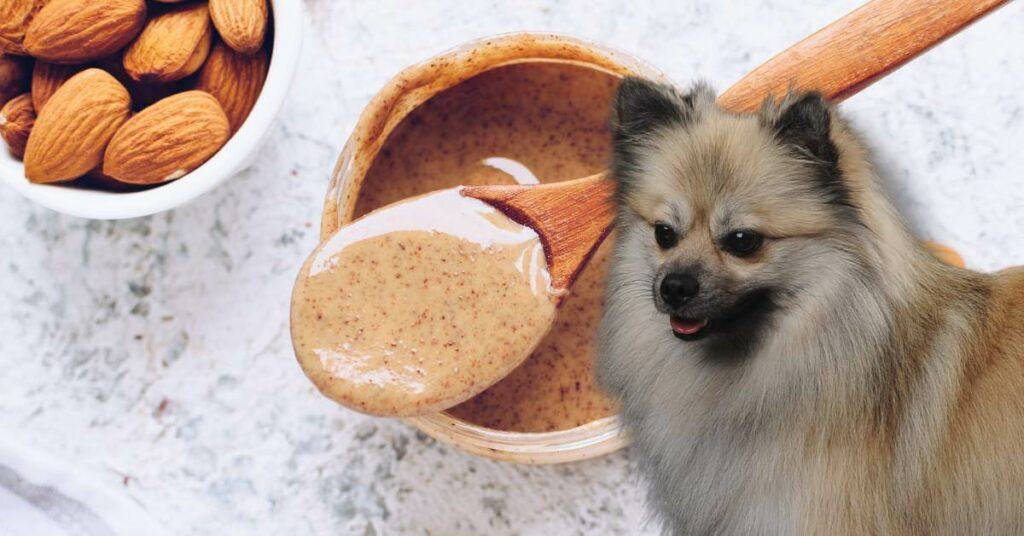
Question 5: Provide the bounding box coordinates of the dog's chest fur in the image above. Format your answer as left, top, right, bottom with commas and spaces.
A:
628, 381, 806, 534
621, 338, 889, 535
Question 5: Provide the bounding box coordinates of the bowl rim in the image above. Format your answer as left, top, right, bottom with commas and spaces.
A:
322, 32, 668, 464
0, 0, 303, 220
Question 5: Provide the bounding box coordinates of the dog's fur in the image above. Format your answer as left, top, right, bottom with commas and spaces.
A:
596, 78, 1024, 535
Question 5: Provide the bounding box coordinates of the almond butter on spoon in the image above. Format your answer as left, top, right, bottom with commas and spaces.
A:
291, 187, 573, 418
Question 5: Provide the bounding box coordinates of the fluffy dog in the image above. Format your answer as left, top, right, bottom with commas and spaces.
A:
596, 78, 1024, 534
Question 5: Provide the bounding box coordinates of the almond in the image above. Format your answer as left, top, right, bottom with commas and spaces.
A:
23, 68, 131, 183
31, 61, 85, 112
97, 53, 180, 110
195, 41, 267, 132
104, 91, 230, 185
0, 54, 31, 107
0, 0, 47, 56
209, 0, 267, 55
24, 0, 146, 64
123, 3, 212, 84
0, 93, 35, 158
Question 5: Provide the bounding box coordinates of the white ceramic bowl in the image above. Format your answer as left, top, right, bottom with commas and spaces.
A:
0, 0, 302, 220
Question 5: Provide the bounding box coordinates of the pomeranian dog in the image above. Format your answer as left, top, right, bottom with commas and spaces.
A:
596, 78, 1024, 535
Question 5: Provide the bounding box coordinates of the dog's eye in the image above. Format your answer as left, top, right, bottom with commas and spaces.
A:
654, 223, 678, 249
722, 230, 763, 257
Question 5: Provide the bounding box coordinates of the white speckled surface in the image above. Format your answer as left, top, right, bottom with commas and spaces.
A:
2, 1, 1023, 534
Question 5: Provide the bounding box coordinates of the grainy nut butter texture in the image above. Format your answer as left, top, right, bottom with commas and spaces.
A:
352, 62, 621, 431
292, 190, 558, 417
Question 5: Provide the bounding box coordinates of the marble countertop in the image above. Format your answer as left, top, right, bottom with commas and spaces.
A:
2, 1, 1022, 534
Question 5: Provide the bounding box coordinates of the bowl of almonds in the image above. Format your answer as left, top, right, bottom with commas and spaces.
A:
0, 0, 301, 219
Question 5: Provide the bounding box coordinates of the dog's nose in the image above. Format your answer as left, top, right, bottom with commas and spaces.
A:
660, 273, 699, 307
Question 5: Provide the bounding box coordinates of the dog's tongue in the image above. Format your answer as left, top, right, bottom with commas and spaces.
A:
671, 317, 708, 335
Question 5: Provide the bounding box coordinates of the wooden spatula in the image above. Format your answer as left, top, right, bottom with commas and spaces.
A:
463, 0, 1004, 290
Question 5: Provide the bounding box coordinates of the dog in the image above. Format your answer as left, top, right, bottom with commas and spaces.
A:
596, 77, 1024, 534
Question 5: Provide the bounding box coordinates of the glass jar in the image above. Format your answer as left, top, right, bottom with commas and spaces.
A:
321, 33, 667, 464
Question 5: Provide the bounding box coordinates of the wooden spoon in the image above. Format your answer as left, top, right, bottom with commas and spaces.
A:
462, 173, 614, 291
462, 0, 1003, 289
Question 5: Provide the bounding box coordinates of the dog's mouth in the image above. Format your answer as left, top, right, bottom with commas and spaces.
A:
666, 288, 779, 344
670, 316, 709, 340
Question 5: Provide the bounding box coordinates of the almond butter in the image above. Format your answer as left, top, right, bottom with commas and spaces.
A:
104, 91, 230, 185
123, 3, 212, 84
0, 54, 30, 107
23, 68, 131, 183
195, 41, 267, 132
209, 0, 267, 55
24, 0, 146, 64
0, 0, 47, 56
31, 61, 85, 113
0, 93, 35, 158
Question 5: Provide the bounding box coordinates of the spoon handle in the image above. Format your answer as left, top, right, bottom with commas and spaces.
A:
463, 174, 613, 292
718, 0, 1009, 112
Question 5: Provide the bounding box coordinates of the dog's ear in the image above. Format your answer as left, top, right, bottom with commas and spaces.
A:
611, 78, 701, 142
771, 93, 837, 164
611, 79, 710, 195
768, 92, 846, 204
